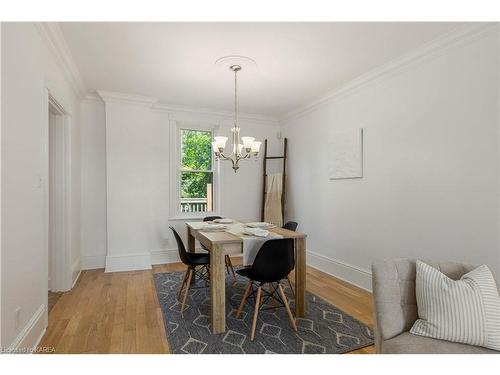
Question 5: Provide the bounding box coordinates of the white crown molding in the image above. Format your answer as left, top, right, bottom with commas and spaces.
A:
94, 90, 279, 124
280, 23, 499, 123
34, 22, 87, 99
97, 90, 158, 107
84, 92, 103, 102
153, 102, 280, 125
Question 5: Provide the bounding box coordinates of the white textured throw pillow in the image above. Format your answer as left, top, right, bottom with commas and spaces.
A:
410, 260, 500, 351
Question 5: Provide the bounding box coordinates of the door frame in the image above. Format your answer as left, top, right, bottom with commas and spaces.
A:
44, 90, 73, 293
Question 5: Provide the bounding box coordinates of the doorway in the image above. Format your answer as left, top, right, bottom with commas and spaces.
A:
47, 94, 72, 300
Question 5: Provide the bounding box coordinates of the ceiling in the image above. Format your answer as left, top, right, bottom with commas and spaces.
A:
59, 22, 467, 117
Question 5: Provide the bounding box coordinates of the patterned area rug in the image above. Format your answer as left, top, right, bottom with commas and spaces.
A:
154, 271, 373, 354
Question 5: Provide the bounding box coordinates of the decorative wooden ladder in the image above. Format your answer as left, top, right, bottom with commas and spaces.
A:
261, 137, 288, 222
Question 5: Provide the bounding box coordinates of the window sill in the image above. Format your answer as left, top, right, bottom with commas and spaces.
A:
168, 213, 221, 221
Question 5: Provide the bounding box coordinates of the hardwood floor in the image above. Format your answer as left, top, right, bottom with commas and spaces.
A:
48, 291, 64, 313
39, 258, 375, 354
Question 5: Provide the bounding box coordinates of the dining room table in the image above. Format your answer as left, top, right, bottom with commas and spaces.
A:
185, 220, 307, 334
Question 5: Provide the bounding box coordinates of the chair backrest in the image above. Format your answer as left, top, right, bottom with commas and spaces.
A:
203, 215, 222, 222
371, 258, 477, 350
169, 226, 191, 265
283, 221, 298, 231
250, 238, 295, 283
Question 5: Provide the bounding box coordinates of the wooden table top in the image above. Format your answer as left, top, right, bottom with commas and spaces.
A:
186, 221, 306, 245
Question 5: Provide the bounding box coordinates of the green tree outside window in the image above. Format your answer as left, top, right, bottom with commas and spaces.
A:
180, 129, 213, 212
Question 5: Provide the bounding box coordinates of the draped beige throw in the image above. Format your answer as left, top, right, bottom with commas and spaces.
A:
264, 172, 283, 227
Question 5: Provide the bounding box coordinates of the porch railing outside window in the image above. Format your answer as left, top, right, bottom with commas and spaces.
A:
180, 197, 208, 213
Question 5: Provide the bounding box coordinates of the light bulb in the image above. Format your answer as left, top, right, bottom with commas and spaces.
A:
251, 141, 262, 153
241, 137, 255, 151
214, 136, 228, 150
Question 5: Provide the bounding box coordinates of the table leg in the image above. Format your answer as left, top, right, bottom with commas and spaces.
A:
187, 227, 195, 253
187, 227, 196, 285
294, 237, 307, 317
210, 244, 226, 334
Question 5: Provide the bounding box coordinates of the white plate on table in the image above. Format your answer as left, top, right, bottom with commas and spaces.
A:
243, 228, 269, 237
213, 218, 233, 224
200, 224, 227, 231
245, 222, 275, 229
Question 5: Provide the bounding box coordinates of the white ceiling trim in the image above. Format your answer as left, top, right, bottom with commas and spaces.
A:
84, 92, 103, 102
34, 22, 87, 99
152, 102, 279, 124
95, 90, 280, 125
280, 22, 498, 123
97, 90, 158, 107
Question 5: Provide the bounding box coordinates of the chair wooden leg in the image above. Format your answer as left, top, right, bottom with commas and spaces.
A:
286, 275, 295, 296
236, 281, 252, 318
181, 268, 193, 313
250, 287, 262, 341
225, 255, 237, 281
278, 283, 297, 331
177, 269, 190, 299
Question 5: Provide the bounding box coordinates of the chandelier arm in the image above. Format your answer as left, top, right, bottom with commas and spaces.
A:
238, 152, 251, 160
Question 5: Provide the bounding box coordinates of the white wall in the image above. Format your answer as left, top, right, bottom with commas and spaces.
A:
1, 23, 82, 349
0, 21, 3, 345
79, 95, 282, 272
104, 100, 170, 271
80, 98, 107, 270
282, 26, 500, 290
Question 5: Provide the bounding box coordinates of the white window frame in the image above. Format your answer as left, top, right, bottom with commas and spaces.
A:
169, 120, 221, 220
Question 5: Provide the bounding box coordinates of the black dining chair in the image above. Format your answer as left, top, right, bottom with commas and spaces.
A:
282, 221, 298, 295
200, 216, 236, 281
283, 221, 298, 232
169, 226, 210, 313
235, 238, 297, 341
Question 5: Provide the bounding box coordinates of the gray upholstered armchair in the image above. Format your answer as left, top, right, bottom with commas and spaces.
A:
371, 259, 497, 354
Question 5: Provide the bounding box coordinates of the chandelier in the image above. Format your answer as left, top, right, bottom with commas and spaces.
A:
212, 64, 261, 172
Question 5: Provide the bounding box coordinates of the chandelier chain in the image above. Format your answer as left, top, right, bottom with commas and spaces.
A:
234, 67, 238, 128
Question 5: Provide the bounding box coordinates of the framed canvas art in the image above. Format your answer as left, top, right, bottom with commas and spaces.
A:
328, 128, 363, 179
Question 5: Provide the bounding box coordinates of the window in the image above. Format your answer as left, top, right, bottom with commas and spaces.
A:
179, 128, 214, 214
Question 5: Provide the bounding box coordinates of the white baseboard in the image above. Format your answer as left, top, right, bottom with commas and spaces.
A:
105, 253, 152, 273
81, 254, 106, 270
150, 249, 180, 265
84, 248, 204, 272
307, 250, 373, 292
71, 258, 81, 288
8, 304, 47, 353
72, 269, 82, 289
